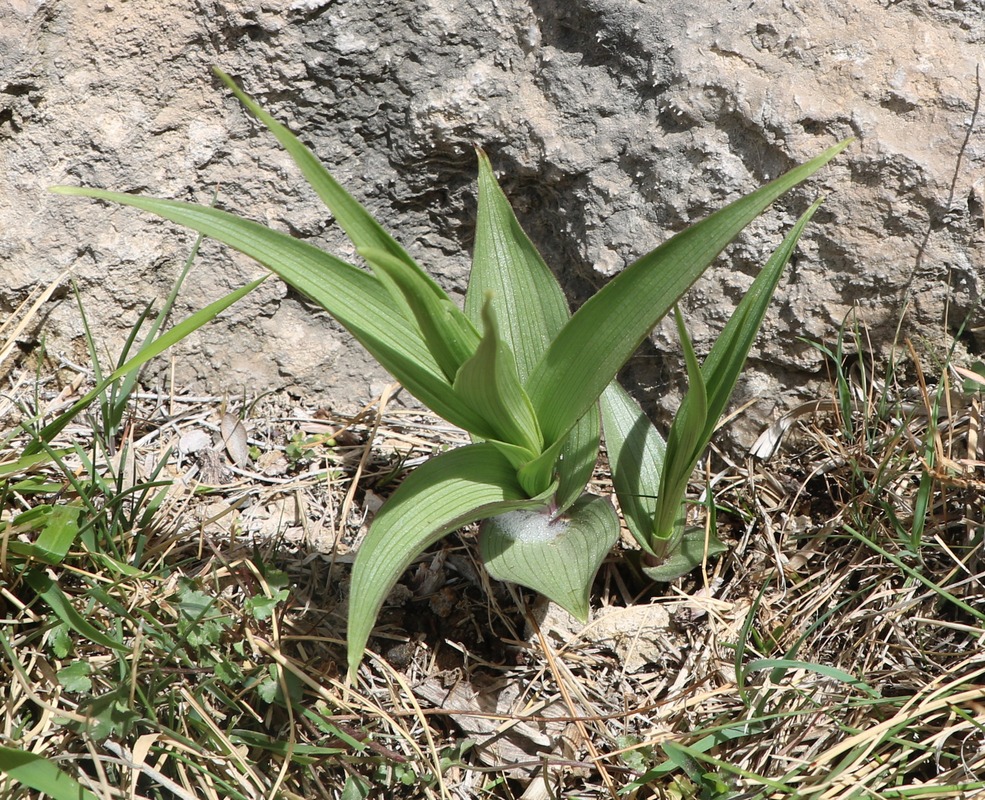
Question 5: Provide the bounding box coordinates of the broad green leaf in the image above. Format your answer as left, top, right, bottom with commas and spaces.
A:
526, 139, 852, 447
651, 307, 708, 547
57, 661, 93, 693
25, 569, 129, 653
51, 188, 496, 439
599, 381, 665, 554
360, 247, 480, 381
479, 494, 619, 621
466, 149, 571, 380
467, 151, 600, 510
347, 443, 554, 681
25, 276, 264, 456
641, 526, 727, 582
0, 747, 100, 800
454, 298, 544, 474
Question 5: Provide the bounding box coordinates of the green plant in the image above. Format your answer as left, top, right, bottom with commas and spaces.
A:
52, 68, 849, 680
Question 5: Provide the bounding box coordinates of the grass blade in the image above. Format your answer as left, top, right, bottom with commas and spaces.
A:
526, 139, 852, 446
25, 569, 130, 652
26, 276, 264, 456
0, 747, 100, 800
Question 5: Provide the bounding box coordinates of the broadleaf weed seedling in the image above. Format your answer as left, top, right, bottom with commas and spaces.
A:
53, 68, 851, 680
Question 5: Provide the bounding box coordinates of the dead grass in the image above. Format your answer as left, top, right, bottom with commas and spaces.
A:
1, 327, 984, 799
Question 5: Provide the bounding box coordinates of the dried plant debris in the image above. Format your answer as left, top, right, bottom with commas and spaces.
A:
1, 344, 983, 797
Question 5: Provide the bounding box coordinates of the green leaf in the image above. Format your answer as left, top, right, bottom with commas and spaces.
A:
453, 297, 544, 472
177, 583, 231, 647
57, 661, 92, 693
360, 246, 480, 381
213, 68, 429, 281
651, 307, 708, 548
245, 568, 290, 620
525, 139, 852, 447
51, 187, 495, 439
75, 687, 140, 741
641, 527, 727, 582
552, 406, 601, 515
347, 443, 554, 680
246, 593, 285, 621
480, 494, 619, 621
0, 747, 100, 800
467, 150, 600, 510
47, 623, 73, 659
341, 773, 372, 800
466, 149, 571, 380
4, 504, 82, 565
0, 451, 61, 478
25, 570, 129, 653
653, 199, 825, 549
699, 198, 825, 441
599, 381, 665, 554
29, 504, 81, 564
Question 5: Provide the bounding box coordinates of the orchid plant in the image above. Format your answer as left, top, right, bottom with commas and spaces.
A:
53, 69, 849, 680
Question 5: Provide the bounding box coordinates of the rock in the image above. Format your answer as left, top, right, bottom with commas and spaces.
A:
2, 0, 982, 443
530, 599, 681, 674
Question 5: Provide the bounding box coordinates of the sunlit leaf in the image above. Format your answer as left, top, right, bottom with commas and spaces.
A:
651, 307, 708, 549
360, 247, 480, 381
25, 569, 129, 653
526, 140, 852, 448
467, 149, 570, 380
468, 150, 599, 509
51, 188, 495, 438
599, 381, 665, 554
0, 747, 100, 800
213, 68, 428, 280
347, 443, 554, 681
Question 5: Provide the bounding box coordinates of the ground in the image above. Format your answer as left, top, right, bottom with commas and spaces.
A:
0, 309, 984, 798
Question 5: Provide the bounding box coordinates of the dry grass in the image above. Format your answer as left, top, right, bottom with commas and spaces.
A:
1, 310, 984, 798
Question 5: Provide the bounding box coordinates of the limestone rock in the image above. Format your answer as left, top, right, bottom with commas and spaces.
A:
2, 0, 982, 441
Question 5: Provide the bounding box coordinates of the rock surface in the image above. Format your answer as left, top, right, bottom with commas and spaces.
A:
2, 0, 983, 443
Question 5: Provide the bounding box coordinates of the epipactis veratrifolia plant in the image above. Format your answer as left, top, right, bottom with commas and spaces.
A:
53, 69, 850, 681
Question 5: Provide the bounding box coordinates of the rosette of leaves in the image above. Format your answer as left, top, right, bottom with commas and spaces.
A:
53, 69, 849, 680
